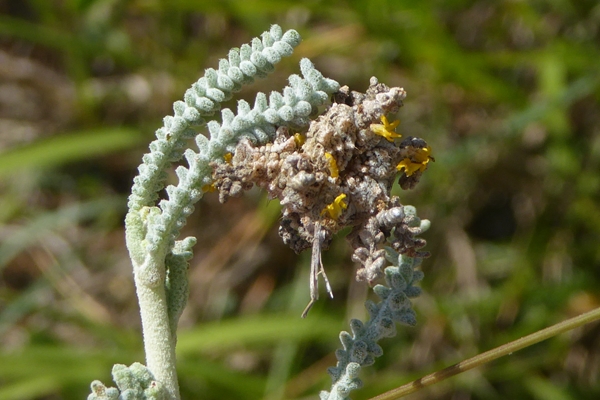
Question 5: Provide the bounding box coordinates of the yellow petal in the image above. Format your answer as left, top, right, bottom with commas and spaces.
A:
324, 153, 339, 178
396, 159, 422, 177
293, 133, 306, 147
370, 115, 402, 142
321, 193, 347, 220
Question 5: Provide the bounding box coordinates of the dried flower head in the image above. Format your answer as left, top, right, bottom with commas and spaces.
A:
212, 77, 432, 315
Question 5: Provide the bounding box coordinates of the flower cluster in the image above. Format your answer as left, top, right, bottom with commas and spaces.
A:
212, 77, 433, 315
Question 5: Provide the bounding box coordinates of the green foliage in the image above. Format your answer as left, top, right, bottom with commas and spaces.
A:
1, 0, 599, 399
0, 128, 142, 177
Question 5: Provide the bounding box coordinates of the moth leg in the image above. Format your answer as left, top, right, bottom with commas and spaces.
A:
302, 222, 326, 318
319, 261, 333, 299
301, 251, 318, 318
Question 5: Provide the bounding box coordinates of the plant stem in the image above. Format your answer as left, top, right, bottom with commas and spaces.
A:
134, 260, 181, 400
369, 306, 600, 400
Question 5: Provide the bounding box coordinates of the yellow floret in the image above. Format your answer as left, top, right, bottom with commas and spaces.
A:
223, 153, 233, 163
396, 146, 434, 177
202, 183, 216, 192
293, 133, 306, 147
324, 153, 339, 178
321, 193, 347, 220
370, 115, 401, 142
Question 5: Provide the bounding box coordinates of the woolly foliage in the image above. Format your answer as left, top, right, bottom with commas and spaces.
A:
88, 363, 166, 400
320, 209, 429, 400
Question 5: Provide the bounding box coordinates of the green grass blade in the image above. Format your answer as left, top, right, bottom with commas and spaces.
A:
0, 128, 143, 177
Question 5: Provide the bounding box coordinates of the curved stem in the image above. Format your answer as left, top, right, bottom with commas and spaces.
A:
369, 306, 600, 400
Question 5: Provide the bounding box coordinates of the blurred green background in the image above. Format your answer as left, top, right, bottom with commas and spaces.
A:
1, 0, 599, 399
